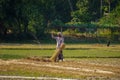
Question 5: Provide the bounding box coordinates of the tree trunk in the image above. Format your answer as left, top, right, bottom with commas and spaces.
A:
24, 20, 28, 33
17, 19, 22, 33
68, 0, 73, 12
108, 1, 110, 13
100, 0, 103, 17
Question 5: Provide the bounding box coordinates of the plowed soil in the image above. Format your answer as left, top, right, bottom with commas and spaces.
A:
0, 58, 120, 79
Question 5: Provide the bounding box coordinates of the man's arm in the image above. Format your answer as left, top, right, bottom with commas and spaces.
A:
51, 33, 56, 39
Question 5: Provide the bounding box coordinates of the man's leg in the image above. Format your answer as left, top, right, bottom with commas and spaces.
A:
58, 51, 63, 61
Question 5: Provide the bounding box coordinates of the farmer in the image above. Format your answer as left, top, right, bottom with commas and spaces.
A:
51, 32, 64, 61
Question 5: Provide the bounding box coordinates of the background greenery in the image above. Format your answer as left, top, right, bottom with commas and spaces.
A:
0, 0, 120, 43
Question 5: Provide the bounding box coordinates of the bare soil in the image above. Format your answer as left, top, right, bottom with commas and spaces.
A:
0, 58, 120, 79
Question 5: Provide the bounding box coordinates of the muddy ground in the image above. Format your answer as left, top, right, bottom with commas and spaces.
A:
0, 58, 120, 80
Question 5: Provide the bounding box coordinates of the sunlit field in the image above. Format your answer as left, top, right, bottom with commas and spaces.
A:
0, 43, 120, 79
0, 43, 120, 59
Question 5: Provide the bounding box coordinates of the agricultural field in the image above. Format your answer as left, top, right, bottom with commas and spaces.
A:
0, 43, 120, 80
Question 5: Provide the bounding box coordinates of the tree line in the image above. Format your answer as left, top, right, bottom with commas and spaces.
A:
0, 0, 120, 42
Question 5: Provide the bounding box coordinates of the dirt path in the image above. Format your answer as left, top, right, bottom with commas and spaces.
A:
0, 59, 114, 74
0, 59, 120, 79
0, 76, 76, 80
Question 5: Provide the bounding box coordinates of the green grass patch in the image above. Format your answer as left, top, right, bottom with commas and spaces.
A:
64, 49, 120, 58
0, 50, 53, 60
0, 47, 120, 60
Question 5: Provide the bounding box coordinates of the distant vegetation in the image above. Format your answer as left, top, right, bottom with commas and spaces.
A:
0, 0, 120, 43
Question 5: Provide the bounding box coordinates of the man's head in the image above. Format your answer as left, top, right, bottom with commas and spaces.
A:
58, 32, 62, 37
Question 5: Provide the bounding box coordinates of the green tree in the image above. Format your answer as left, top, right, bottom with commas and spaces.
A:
102, 0, 118, 14
71, 0, 101, 22
99, 1, 120, 26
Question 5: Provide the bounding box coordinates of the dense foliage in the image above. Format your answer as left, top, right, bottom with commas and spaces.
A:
0, 0, 120, 42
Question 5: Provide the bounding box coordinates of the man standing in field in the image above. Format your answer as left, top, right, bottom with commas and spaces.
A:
51, 32, 64, 61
